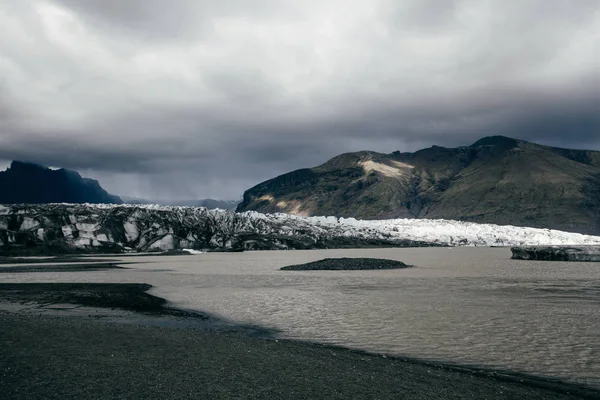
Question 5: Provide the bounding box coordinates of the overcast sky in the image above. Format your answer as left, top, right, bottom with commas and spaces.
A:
1, 1, 599, 200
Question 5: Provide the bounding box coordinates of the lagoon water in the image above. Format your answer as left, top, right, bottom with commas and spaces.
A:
3, 247, 599, 388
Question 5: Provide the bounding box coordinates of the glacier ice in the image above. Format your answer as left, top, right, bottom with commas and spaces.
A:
0, 203, 599, 253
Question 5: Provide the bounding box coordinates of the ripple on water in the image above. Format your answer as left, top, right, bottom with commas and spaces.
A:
7, 247, 600, 388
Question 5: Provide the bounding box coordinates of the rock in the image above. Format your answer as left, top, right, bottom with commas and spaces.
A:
281, 258, 413, 270
511, 246, 600, 261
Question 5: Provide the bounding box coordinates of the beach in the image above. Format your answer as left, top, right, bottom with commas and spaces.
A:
1, 282, 598, 400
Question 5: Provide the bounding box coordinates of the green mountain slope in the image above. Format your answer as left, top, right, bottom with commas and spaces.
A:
237, 136, 600, 234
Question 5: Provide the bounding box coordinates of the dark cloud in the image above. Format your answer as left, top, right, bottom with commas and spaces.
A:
0, 0, 599, 200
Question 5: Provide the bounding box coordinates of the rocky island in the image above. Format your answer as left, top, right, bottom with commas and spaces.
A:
281, 257, 412, 271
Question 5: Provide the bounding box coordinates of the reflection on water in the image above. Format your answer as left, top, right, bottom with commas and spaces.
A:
3, 247, 599, 388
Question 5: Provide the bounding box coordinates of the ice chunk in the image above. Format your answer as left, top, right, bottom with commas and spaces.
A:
149, 234, 174, 250
183, 248, 203, 255
124, 221, 139, 242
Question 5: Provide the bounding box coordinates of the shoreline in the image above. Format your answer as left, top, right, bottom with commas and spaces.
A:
1, 283, 599, 399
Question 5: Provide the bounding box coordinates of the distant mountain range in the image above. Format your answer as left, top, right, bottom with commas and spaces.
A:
237, 136, 600, 235
0, 161, 122, 205
121, 196, 239, 210
0, 161, 239, 210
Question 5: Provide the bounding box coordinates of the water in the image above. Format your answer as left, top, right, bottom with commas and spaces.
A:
2, 247, 599, 388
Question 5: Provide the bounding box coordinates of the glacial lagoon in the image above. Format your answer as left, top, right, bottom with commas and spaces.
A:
2, 247, 599, 388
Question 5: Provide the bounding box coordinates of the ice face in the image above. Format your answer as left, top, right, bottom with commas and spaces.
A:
1, 203, 600, 252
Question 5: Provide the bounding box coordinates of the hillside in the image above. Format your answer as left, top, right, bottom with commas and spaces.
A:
0, 161, 122, 205
237, 136, 600, 234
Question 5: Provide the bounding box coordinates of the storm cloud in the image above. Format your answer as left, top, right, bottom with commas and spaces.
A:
0, 0, 599, 199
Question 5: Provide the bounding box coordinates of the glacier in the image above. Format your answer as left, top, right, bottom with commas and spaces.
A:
1, 203, 600, 254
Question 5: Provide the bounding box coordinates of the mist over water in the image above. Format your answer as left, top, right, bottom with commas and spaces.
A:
3, 247, 599, 388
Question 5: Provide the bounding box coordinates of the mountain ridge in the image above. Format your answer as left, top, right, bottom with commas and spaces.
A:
0, 161, 122, 205
237, 136, 600, 234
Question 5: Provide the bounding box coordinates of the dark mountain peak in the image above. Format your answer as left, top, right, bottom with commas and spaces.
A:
314, 150, 385, 173
470, 135, 521, 148
8, 160, 85, 183
9, 160, 45, 171
0, 161, 121, 205
326, 150, 381, 163
59, 168, 84, 180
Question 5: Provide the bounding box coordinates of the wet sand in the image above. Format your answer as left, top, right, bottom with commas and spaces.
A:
0, 256, 122, 265
0, 264, 126, 273
0, 283, 209, 318
0, 256, 132, 272
1, 283, 598, 399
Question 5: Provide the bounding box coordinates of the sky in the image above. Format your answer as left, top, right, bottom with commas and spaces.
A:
0, 1, 599, 200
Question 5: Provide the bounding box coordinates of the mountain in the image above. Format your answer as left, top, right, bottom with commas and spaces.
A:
0, 161, 122, 205
237, 136, 600, 234
121, 197, 239, 210
2, 204, 599, 255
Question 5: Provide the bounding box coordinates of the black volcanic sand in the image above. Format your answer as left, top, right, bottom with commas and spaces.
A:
0, 263, 127, 273
0, 283, 206, 319
281, 257, 413, 270
1, 285, 599, 399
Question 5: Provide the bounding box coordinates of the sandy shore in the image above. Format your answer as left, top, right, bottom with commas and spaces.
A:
1, 283, 599, 399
